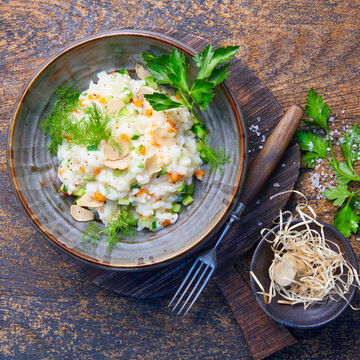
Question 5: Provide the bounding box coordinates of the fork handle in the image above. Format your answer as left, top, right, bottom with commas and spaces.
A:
236, 104, 304, 210
214, 266, 297, 360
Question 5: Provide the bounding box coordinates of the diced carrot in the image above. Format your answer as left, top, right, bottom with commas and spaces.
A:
59, 169, 65, 175
134, 99, 143, 107
145, 109, 153, 117
99, 97, 106, 104
167, 119, 175, 127
140, 145, 146, 155
152, 140, 161, 148
120, 134, 130, 142
136, 188, 146, 197
80, 166, 85, 173
176, 94, 181, 100
88, 94, 94, 100
65, 135, 71, 143
162, 220, 171, 227
139, 214, 144, 219
195, 169, 205, 179
148, 193, 155, 197
167, 173, 178, 182
94, 191, 106, 202
79, 99, 86, 106
96, 94, 101, 99
94, 168, 102, 176
168, 128, 177, 133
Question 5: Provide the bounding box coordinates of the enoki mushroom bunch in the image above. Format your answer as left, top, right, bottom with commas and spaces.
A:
251, 191, 360, 310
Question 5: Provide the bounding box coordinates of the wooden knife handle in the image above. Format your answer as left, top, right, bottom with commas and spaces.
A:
239, 105, 303, 206
213, 266, 297, 360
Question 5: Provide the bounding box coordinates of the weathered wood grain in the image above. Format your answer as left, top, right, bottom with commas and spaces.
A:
0, 1, 360, 359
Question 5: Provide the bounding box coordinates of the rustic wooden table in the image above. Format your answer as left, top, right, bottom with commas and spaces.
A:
1, 1, 359, 359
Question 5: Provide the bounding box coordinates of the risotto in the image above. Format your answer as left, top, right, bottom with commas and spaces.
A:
56, 69, 203, 232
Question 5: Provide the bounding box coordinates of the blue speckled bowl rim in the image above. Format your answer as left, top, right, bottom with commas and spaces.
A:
250, 219, 358, 328
7, 29, 248, 271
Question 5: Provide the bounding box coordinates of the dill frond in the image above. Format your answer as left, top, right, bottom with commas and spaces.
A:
82, 207, 138, 252
105, 207, 137, 251
198, 136, 230, 174
41, 84, 80, 155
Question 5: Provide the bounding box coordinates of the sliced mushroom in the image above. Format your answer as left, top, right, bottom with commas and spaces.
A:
152, 127, 176, 146
273, 252, 307, 287
145, 154, 162, 175
105, 97, 125, 115
77, 194, 104, 208
104, 156, 130, 170
135, 63, 151, 80
70, 205, 94, 222
103, 139, 129, 160
141, 86, 155, 95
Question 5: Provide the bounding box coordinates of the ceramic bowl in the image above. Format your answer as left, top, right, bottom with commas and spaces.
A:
7, 30, 247, 270
250, 220, 358, 328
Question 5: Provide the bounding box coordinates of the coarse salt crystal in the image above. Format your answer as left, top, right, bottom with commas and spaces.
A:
273, 183, 280, 187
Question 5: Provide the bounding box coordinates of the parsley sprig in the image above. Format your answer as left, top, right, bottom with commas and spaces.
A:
296, 88, 360, 237
142, 44, 239, 173
82, 207, 137, 252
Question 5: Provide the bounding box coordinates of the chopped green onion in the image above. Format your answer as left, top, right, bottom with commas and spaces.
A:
145, 76, 159, 90
113, 169, 123, 177
87, 145, 98, 151
131, 184, 141, 189
171, 203, 181, 214
151, 221, 157, 230
134, 110, 139, 115
186, 183, 195, 196
73, 187, 86, 197
123, 91, 134, 104
119, 107, 128, 116
192, 124, 207, 139
60, 184, 67, 193
131, 134, 142, 140
137, 144, 143, 152
67, 159, 71, 164
177, 184, 188, 193
158, 167, 167, 175
118, 69, 127, 74
74, 195, 82, 205
182, 195, 194, 206
83, 176, 95, 181
138, 163, 144, 168
118, 197, 130, 205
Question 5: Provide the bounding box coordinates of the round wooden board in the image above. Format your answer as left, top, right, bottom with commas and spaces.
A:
66, 28, 300, 298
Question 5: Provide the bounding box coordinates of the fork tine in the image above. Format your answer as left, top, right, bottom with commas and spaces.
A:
177, 263, 210, 315
168, 258, 200, 308
171, 260, 204, 312
183, 267, 214, 316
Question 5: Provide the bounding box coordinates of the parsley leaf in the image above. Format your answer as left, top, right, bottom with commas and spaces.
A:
333, 198, 359, 237
144, 93, 184, 111
340, 124, 360, 173
304, 88, 331, 130
191, 79, 215, 111
323, 183, 351, 206
296, 130, 328, 168
207, 64, 231, 86
141, 52, 172, 84
194, 44, 239, 80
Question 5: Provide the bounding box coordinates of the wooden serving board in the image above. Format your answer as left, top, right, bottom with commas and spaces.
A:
68, 29, 300, 298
